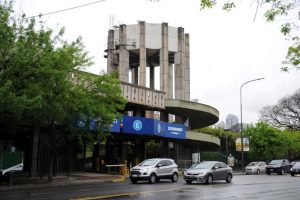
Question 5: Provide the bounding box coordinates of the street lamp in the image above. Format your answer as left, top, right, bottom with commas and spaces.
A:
240, 77, 264, 171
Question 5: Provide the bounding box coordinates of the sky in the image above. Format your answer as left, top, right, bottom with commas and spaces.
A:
14, 0, 300, 125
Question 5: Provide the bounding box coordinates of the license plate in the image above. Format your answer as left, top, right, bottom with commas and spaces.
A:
132, 174, 138, 177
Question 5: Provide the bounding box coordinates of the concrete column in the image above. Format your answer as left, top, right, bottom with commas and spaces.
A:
168, 64, 173, 99
160, 111, 169, 122
107, 30, 116, 74
160, 23, 169, 97
184, 34, 190, 101
150, 65, 155, 89
119, 24, 129, 82
174, 27, 185, 100
131, 68, 139, 84
133, 108, 145, 117
139, 21, 146, 87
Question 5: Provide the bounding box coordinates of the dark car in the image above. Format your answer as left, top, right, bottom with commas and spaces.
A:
266, 159, 291, 175
290, 162, 300, 176
183, 161, 233, 184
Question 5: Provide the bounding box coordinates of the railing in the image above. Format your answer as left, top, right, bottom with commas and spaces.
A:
120, 82, 165, 109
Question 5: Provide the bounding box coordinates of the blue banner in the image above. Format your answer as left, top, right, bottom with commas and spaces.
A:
111, 116, 186, 139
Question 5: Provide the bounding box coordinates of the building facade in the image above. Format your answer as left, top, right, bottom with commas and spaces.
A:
102, 21, 220, 168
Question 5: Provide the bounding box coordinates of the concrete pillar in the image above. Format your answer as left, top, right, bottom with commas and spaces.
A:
160, 111, 169, 122
150, 65, 155, 89
139, 21, 146, 87
168, 64, 173, 99
133, 108, 145, 117
119, 24, 129, 82
131, 68, 139, 84
107, 30, 116, 73
160, 23, 169, 97
174, 27, 185, 100
184, 34, 190, 101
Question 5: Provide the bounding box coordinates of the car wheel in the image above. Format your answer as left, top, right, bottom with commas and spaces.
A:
185, 180, 192, 184
149, 173, 157, 184
226, 174, 232, 183
206, 174, 213, 184
171, 173, 178, 182
257, 169, 260, 175
130, 178, 138, 184
291, 172, 295, 177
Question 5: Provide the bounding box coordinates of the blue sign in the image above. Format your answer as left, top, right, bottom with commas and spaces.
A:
112, 116, 186, 139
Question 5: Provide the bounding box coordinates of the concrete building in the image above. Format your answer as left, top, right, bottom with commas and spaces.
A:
103, 21, 220, 168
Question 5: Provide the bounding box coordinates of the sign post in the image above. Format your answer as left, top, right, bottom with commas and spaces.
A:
0, 150, 24, 185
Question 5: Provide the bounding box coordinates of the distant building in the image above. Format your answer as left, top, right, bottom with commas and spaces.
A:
226, 114, 238, 130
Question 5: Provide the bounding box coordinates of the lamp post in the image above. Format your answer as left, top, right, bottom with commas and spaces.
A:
240, 78, 264, 171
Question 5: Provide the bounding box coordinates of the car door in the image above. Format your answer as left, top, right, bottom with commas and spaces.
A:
212, 163, 222, 180
156, 160, 165, 176
164, 160, 173, 176
259, 162, 266, 173
219, 162, 229, 179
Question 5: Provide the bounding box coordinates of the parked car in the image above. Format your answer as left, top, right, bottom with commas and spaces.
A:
245, 161, 267, 174
290, 162, 300, 176
183, 161, 233, 184
129, 158, 178, 184
266, 159, 292, 175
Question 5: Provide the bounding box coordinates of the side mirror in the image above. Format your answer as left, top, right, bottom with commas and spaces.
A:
157, 164, 162, 168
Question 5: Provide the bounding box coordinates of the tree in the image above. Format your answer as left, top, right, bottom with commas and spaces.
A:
0, 1, 126, 182
196, 127, 238, 155
199, 0, 300, 71
243, 122, 289, 161
260, 89, 300, 130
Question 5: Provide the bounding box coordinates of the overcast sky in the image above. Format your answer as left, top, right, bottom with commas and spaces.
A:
15, 0, 300, 124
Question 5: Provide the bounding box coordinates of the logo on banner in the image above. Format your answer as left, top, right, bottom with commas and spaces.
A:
133, 120, 143, 131
157, 123, 161, 133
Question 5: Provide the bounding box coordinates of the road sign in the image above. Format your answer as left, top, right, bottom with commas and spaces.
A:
0, 151, 24, 175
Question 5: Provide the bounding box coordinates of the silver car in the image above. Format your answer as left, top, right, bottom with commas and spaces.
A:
130, 158, 179, 184
183, 161, 233, 184
245, 161, 267, 174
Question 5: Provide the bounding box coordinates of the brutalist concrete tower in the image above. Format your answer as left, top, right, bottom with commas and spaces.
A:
106, 21, 190, 101
106, 21, 218, 129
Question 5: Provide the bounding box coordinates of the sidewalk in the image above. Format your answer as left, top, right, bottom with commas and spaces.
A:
0, 172, 126, 192
0, 169, 245, 192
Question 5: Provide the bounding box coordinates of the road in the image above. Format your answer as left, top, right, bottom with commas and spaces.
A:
1, 174, 300, 200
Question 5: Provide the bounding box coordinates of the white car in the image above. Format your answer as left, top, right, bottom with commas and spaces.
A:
245, 161, 267, 174
130, 158, 179, 184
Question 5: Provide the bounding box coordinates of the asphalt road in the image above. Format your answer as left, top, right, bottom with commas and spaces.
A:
1, 174, 300, 200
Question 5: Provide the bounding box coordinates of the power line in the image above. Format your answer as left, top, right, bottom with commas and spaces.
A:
26, 0, 106, 19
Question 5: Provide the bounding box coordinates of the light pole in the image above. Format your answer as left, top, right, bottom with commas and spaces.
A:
240, 77, 264, 171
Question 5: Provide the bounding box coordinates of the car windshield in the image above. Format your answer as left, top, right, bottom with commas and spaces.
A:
247, 162, 258, 166
294, 162, 300, 167
138, 159, 158, 166
270, 160, 282, 165
190, 162, 215, 169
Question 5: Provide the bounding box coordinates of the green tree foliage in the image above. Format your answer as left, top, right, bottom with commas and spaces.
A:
199, 0, 300, 71
0, 1, 126, 181
283, 129, 300, 160
195, 127, 237, 154
243, 122, 289, 161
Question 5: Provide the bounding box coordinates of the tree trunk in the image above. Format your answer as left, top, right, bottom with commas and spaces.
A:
30, 123, 39, 178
